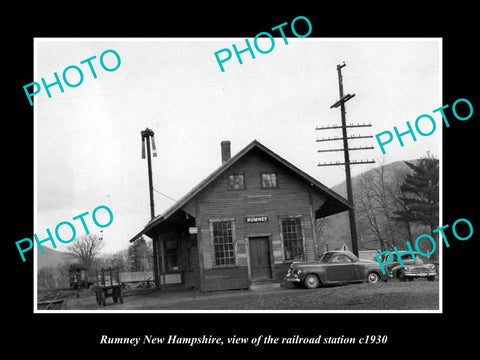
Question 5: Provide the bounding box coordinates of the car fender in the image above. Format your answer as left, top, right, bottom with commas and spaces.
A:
364, 268, 380, 276
314, 267, 328, 283
299, 267, 327, 284
362, 263, 390, 281
390, 265, 404, 278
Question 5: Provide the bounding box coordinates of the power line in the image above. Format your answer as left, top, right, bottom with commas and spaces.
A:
153, 188, 177, 202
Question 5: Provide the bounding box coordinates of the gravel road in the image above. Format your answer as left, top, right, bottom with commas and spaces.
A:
64, 279, 439, 311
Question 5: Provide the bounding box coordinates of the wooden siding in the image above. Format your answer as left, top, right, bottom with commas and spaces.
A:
202, 267, 250, 292
192, 151, 327, 291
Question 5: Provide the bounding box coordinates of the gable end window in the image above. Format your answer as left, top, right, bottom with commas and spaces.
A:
228, 174, 244, 190
261, 173, 277, 188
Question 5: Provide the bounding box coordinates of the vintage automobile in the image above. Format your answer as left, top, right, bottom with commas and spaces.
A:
381, 252, 436, 281
284, 250, 392, 289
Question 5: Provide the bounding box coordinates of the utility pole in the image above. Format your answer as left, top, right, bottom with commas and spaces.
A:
141, 127, 159, 287
316, 63, 375, 257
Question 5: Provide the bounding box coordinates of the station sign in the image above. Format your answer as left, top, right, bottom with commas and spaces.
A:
246, 216, 268, 223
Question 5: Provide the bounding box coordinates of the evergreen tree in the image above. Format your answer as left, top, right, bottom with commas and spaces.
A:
394, 153, 439, 231
393, 152, 439, 262
128, 237, 152, 271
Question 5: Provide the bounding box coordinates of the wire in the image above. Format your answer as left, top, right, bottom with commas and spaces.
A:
153, 188, 177, 202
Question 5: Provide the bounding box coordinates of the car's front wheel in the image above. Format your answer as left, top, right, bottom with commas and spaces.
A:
304, 274, 320, 289
398, 272, 407, 281
367, 272, 380, 284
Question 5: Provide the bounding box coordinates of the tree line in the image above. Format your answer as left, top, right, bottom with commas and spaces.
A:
317, 152, 439, 262
37, 236, 154, 289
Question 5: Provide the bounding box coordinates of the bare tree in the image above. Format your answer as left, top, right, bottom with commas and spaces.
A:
37, 263, 70, 289
371, 165, 410, 248
65, 233, 104, 269
355, 171, 388, 251
95, 249, 130, 272
355, 163, 410, 251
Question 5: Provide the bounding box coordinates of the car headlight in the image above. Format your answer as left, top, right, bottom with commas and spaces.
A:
404, 266, 411, 271
428, 264, 435, 270
294, 269, 302, 275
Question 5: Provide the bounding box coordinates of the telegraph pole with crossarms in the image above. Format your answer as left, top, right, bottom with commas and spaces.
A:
316, 62, 375, 256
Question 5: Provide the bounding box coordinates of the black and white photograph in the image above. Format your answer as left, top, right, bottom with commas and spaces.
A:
6, 5, 478, 356
33, 38, 441, 312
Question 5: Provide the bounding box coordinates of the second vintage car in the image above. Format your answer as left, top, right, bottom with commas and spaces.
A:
284, 250, 391, 289
380, 251, 436, 281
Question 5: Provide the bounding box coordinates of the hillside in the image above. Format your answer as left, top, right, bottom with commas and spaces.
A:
330, 160, 415, 198
37, 246, 72, 270
318, 159, 429, 252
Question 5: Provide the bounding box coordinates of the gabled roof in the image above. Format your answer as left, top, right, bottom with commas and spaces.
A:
130, 139, 352, 242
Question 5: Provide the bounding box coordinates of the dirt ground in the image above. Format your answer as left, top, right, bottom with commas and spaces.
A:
63, 279, 439, 311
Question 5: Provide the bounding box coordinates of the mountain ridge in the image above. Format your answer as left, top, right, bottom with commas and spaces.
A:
37, 246, 72, 270
318, 159, 421, 251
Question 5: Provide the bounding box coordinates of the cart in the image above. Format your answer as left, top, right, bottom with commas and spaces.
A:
69, 264, 93, 290
95, 267, 124, 306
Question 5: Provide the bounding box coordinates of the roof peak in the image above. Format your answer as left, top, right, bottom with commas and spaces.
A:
130, 139, 351, 242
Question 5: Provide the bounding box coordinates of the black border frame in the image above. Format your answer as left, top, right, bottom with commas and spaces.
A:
6, 3, 479, 356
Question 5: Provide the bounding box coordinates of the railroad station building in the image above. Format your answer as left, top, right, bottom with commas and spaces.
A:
129, 140, 352, 291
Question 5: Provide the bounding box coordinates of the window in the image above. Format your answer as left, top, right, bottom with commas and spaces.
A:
330, 254, 353, 263
281, 217, 304, 261
165, 239, 178, 271
261, 173, 277, 188
212, 221, 236, 266
228, 174, 244, 190
320, 252, 333, 263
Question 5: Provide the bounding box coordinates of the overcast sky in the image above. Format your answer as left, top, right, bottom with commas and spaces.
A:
34, 38, 441, 256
